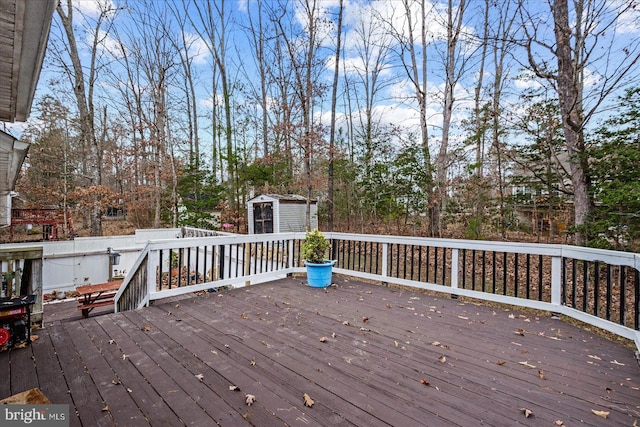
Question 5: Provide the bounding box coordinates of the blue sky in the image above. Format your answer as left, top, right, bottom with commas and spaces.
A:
11, 0, 640, 165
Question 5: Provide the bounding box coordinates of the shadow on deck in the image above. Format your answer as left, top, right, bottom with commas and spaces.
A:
2, 276, 639, 426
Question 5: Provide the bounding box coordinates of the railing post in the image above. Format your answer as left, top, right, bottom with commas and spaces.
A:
551, 255, 562, 306
381, 243, 388, 284
145, 247, 159, 307
451, 249, 459, 290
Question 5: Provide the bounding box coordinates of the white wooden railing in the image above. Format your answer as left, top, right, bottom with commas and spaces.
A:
114, 231, 640, 354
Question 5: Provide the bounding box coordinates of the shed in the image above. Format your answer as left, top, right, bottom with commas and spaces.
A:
247, 194, 317, 234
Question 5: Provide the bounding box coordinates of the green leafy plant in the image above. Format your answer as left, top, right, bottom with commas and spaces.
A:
301, 229, 330, 264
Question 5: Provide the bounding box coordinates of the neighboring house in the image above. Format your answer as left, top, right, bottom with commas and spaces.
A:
507, 149, 573, 236
0, 0, 56, 227
247, 194, 317, 234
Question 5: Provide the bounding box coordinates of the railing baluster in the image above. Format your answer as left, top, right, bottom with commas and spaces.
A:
514, 253, 519, 298
418, 246, 423, 282
442, 248, 447, 286
606, 264, 612, 321
526, 254, 531, 300
481, 251, 486, 292
410, 245, 415, 280
434, 247, 439, 284
403, 244, 407, 279
619, 266, 626, 326
471, 249, 476, 291
426, 246, 430, 282
582, 261, 589, 313
461, 249, 467, 289
571, 258, 577, 308
492, 251, 496, 294
502, 252, 507, 296
594, 262, 600, 317
634, 269, 639, 331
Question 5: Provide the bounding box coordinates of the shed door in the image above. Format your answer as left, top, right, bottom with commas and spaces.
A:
253, 202, 273, 234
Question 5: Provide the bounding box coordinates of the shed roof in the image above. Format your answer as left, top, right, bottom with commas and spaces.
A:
247, 194, 317, 205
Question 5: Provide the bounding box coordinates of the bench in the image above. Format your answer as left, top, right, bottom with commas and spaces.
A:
76, 280, 123, 318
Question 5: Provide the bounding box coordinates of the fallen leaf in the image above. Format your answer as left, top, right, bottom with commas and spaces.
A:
331, 332, 336, 339
342, 321, 350, 326
394, 341, 399, 348
122, 354, 128, 360
175, 304, 179, 308
108, 339, 115, 345
195, 374, 204, 381
496, 361, 506, 366
518, 361, 536, 368
538, 370, 546, 380
554, 420, 564, 426
508, 314, 515, 319
520, 408, 533, 418
30, 335, 39, 342
457, 315, 468, 320
126, 388, 132, 393
420, 378, 430, 386
610, 359, 625, 366
431, 341, 441, 347
249, 359, 256, 366
245, 394, 256, 406
515, 328, 525, 336
319, 336, 327, 343
362, 317, 369, 323
241, 312, 249, 319
588, 354, 602, 360
303, 393, 314, 407
229, 385, 240, 391
591, 409, 609, 419
102, 406, 109, 411
438, 355, 446, 363
141, 326, 151, 332
111, 379, 121, 385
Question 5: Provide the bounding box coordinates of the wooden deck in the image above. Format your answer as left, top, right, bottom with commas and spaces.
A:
2, 276, 639, 426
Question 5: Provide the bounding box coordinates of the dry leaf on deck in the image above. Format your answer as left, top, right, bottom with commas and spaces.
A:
554, 420, 564, 426
108, 339, 115, 345
538, 370, 546, 380
102, 406, 109, 411
496, 361, 506, 366
520, 408, 533, 418
438, 355, 446, 363
141, 326, 151, 332
249, 359, 256, 366
420, 378, 430, 386
303, 393, 314, 407
362, 317, 369, 323
245, 394, 256, 406
591, 409, 609, 419
229, 385, 240, 391
342, 321, 350, 326
111, 379, 121, 385
195, 374, 204, 381
319, 336, 327, 343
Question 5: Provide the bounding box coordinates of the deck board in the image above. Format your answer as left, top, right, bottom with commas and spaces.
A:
1, 276, 639, 426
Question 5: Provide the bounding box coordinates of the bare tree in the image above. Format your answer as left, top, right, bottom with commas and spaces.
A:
54, 0, 118, 235
328, 0, 344, 232
523, 0, 640, 244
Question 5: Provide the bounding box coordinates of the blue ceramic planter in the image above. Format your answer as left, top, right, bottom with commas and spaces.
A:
304, 260, 336, 288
